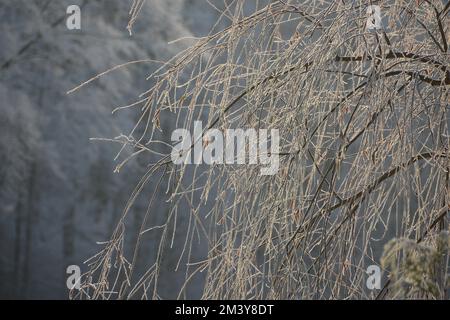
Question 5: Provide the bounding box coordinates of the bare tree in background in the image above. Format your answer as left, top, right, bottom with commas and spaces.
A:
72, 0, 450, 299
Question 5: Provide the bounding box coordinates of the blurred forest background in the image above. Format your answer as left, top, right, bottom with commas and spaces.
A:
0, 0, 222, 299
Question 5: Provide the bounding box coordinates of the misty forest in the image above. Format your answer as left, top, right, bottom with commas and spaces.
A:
0, 0, 449, 300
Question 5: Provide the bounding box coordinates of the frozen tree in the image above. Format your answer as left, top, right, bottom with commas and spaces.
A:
74, 0, 449, 299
